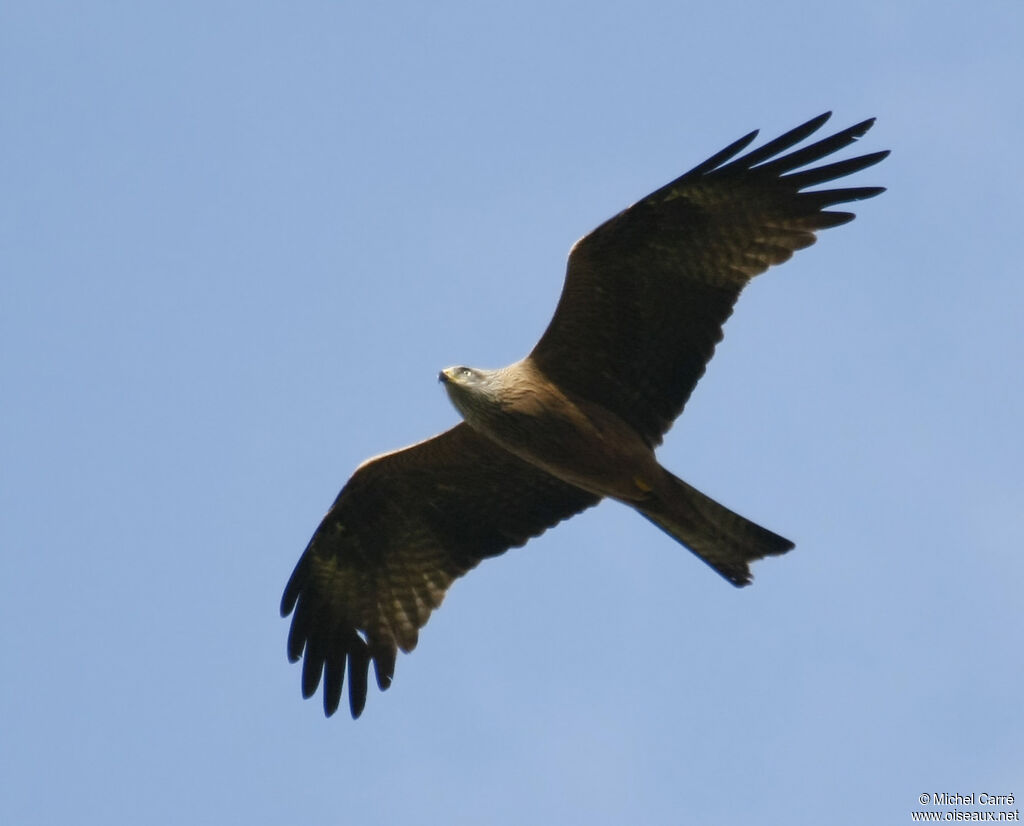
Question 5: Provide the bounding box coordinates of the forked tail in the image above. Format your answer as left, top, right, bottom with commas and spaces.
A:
637, 469, 795, 586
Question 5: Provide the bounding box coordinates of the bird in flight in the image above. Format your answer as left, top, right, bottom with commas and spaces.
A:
281, 112, 888, 718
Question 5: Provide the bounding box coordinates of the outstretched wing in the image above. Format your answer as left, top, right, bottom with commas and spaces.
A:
281, 423, 599, 718
529, 112, 889, 447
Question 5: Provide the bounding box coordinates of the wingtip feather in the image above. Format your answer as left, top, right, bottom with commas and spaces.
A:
683, 128, 760, 177
846, 116, 877, 139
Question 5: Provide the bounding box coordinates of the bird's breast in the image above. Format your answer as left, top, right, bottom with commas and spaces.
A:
464, 381, 658, 502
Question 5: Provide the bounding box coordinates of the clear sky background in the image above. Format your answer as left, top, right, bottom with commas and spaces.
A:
3, 2, 1022, 824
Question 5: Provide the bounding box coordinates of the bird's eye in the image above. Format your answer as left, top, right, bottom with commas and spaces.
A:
460, 368, 473, 378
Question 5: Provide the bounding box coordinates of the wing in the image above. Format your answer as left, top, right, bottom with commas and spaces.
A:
529, 112, 889, 446
280, 422, 600, 718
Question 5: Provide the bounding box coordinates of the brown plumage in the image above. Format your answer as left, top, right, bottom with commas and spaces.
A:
281, 112, 888, 717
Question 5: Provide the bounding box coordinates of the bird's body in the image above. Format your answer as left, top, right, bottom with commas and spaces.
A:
440, 362, 659, 503
439, 361, 793, 586
282, 112, 889, 718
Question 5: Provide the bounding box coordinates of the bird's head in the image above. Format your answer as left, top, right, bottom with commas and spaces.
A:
438, 365, 501, 421
438, 365, 484, 388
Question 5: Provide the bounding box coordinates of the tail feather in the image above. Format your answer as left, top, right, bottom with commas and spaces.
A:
638, 470, 794, 586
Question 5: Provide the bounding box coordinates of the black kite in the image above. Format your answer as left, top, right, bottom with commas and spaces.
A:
281, 112, 888, 717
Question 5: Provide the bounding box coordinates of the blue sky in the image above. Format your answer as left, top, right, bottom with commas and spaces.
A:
3, 2, 1022, 824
